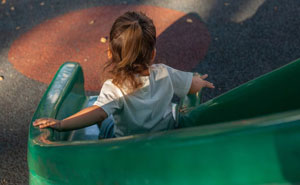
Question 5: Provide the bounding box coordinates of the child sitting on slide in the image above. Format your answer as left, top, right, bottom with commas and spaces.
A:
33, 11, 215, 138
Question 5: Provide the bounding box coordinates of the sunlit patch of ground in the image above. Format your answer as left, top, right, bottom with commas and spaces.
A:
8, 5, 210, 91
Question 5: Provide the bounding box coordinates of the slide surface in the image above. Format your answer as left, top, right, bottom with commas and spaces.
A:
28, 59, 300, 185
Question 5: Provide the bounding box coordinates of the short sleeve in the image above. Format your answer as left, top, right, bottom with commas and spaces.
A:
163, 64, 193, 98
93, 80, 123, 115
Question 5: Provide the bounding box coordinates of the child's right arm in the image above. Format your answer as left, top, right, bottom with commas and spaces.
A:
188, 74, 215, 94
33, 105, 108, 131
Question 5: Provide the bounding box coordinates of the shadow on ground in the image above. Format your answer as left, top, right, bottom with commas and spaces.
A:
194, 0, 300, 101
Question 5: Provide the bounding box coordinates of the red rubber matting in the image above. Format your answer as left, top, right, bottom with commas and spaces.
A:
8, 5, 210, 91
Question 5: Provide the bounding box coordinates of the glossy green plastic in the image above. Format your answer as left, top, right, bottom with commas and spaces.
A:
28, 60, 300, 185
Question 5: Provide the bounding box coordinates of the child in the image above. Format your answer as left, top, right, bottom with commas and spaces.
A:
33, 11, 215, 138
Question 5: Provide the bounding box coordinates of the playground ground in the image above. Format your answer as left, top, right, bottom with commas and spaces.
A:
1, 0, 300, 184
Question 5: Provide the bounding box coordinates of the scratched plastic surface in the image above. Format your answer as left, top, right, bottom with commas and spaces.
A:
28, 60, 300, 185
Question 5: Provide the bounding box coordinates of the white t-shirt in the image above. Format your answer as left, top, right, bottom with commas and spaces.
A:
94, 64, 193, 137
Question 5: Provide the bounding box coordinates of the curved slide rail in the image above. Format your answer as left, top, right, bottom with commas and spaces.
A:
28, 59, 300, 185
180, 58, 300, 127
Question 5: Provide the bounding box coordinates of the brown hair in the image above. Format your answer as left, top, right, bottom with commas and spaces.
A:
106, 11, 156, 91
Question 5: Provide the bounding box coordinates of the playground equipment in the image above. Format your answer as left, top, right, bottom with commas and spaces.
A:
28, 59, 300, 184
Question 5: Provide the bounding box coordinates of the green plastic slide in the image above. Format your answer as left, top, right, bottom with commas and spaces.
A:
28, 59, 300, 185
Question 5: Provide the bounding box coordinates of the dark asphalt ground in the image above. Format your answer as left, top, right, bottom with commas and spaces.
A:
1, 0, 300, 184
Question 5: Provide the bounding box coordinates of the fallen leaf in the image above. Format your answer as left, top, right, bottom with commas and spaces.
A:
100, 37, 107, 43
0, 76, 4, 81
1, 0, 6, 5
40, 2, 45, 6
10, 6, 15, 11
186, 18, 193, 23
89, 20, 95, 25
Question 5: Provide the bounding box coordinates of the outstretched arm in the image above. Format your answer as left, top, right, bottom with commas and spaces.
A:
33, 105, 108, 131
188, 74, 215, 94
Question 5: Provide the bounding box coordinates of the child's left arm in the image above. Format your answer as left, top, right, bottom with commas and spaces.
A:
33, 105, 108, 131
188, 74, 215, 94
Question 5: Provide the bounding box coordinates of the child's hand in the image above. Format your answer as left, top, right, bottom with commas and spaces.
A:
189, 73, 215, 94
33, 118, 61, 130
197, 74, 215, 89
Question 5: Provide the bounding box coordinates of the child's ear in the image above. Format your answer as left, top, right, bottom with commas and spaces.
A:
107, 48, 112, 60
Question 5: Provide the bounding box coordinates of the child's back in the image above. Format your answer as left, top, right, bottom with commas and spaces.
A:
94, 63, 193, 137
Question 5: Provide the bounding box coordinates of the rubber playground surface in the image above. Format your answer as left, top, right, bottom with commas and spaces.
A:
1, 0, 300, 184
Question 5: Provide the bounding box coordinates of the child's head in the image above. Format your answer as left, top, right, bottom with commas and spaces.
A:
107, 11, 156, 91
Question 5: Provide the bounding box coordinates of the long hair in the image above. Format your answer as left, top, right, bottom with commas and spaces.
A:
106, 11, 156, 92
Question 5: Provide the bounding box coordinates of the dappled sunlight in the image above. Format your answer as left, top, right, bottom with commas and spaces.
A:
144, 0, 218, 22
196, 0, 218, 21
230, 0, 266, 23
